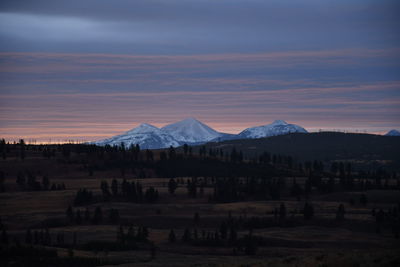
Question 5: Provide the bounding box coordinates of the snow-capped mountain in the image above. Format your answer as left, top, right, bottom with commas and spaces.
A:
385, 129, 400, 136
94, 123, 180, 149
237, 120, 308, 139
93, 118, 309, 149
161, 118, 223, 143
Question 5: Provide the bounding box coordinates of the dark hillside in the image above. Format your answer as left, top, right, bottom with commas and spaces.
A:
198, 132, 400, 170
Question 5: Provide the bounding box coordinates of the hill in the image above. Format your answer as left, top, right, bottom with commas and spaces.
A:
199, 132, 400, 170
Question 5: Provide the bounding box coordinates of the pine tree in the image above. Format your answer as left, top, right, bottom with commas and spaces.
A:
84, 208, 91, 222
182, 228, 191, 242
168, 229, 176, 243
92, 206, 103, 224
194, 212, 200, 225
66, 205, 74, 223
117, 225, 125, 244
75, 210, 82, 225
219, 222, 228, 239
336, 204, 345, 221
25, 229, 32, 244
19, 139, 25, 160
111, 179, 118, 197
42, 176, 50, 190
168, 178, 178, 195
303, 202, 314, 220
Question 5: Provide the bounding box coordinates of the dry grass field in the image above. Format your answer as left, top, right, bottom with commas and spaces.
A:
0, 147, 399, 266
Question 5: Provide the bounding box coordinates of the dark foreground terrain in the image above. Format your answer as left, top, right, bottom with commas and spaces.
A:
0, 135, 399, 266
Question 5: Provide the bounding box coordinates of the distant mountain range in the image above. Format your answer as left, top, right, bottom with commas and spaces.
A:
93, 118, 307, 149
385, 129, 400, 136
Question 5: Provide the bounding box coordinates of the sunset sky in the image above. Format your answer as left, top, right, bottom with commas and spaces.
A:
0, 0, 399, 142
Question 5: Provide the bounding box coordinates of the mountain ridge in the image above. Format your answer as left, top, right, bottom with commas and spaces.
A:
94, 118, 309, 149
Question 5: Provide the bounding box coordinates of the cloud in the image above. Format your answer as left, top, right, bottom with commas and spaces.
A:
1, 0, 399, 54
0, 1, 399, 141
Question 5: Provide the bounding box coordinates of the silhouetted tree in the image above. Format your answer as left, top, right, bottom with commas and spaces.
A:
111, 179, 118, 197
19, 139, 25, 160
360, 194, 368, 206
108, 209, 120, 224
75, 210, 82, 225
92, 206, 103, 224
42, 176, 50, 190
25, 229, 32, 244
168, 178, 178, 195
194, 212, 200, 225
168, 229, 176, 243
303, 202, 314, 220
336, 204, 345, 221
66, 205, 74, 223
182, 228, 191, 242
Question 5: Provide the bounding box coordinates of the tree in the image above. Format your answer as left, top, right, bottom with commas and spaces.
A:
126, 225, 135, 244
336, 204, 345, 221
111, 179, 118, 197
73, 232, 77, 248
84, 208, 91, 222
150, 242, 157, 259
194, 212, 200, 225
109, 209, 120, 224
182, 228, 191, 242
117, 225, 125, 244
145, 149, 154, 161
1, 229, 8, 245
25, 229, 32, 244
360, 194, 368, 206
66, 205, 74, 223
168, 178, 178, 195
19, 139, 25, 160
42, 176, 50, 190
183, 144, 189, 155
44, 228, 51, 245
168, 229, 176, 243
168, 146, 176, 159
219, 222, 228, 239
101, 181, 111, 200
92, 206, 103, 224
279, 203, 286, 221
75, 210, 82, 225
145, 187, 159, 203
0, 139, 6, 159
16, 172, 26, 190
303, 202, 314, 220
229, 227, 237, 243
0, 171, 5, 192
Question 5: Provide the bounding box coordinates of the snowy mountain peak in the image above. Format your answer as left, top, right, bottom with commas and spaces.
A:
181, 117, 200, 123
271, 120, 288, 125
238, 120, 307, 139
126, 123, 159, 134
161, 118, 222, 143
93, 118, 309, 149
385, 129, 400, 136
94, 123, 180, 149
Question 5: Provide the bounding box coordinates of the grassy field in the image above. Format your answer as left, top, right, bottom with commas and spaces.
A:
0, 147, 399, 266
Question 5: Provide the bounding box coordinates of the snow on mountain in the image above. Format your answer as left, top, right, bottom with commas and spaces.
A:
94, 123, 180, 149
237, 120, 308, 139
385, 129, 400, 136
93, 118, 309, 149
161, 117, 223, 144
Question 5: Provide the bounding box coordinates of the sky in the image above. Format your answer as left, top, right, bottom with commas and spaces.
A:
0, 0, 399, 142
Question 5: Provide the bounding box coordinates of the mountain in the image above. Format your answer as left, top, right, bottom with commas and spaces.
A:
161, 117, 223, 144
93, 118, 309, 149
385, 129, 400, 136
94, 123, 180, 149
237, 120, 308, 139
